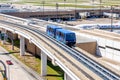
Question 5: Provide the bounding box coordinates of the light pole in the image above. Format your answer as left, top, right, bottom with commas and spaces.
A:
63, 0, 66, 21
64, 0, 66, 10
119, 5, 120, 19
42, 1, 45, 20
99, 0, 102, 17
56, 3, 59, 21
92, 0, 95, 17
92, 0, 94, 8
75, 0, 77, 18
111, 5, 113, 32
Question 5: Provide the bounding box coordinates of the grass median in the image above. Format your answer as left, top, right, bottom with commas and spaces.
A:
0, 39, 64, 80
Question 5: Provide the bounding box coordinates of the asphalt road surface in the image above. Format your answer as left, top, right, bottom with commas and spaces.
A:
0, 46, 40, 80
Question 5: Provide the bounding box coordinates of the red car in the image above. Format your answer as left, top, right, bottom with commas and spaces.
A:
6, 60, 13, 65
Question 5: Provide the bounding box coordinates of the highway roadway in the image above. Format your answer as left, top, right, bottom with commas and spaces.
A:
0, 46, 40, 80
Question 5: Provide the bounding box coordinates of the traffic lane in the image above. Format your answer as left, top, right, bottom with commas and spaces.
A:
0, 46, 39, 80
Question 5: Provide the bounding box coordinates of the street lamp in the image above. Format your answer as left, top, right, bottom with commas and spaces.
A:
56, 3, 59, 20
111, 5, 113, 32
92, 0, 95, 15
119, 5, 120, 20
92, 0, 94, 4
42, 1, 45, 20
75, 0, 77, 18
63, 0, 66, 21
99, 0, 102, 17
64, 0, 66, 10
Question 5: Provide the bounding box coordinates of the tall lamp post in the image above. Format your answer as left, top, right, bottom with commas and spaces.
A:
56, 3, 59, 20
75, 0, 77, 18
92, 0, 94, 9
64, 0, 66, 10
111, 5, 113, 32
99, 0, 102, 17
63, 0, 66, 20
92, 0, 95, 17
42, 1, 45, 20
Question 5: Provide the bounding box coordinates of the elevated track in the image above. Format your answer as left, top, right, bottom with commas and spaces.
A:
0, 17, 120, 79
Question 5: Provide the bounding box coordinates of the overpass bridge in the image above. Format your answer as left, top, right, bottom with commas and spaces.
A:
0, 14, 120, 80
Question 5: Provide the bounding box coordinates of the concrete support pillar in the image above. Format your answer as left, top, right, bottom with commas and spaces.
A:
4, 33, 7, 43
41, 51, 47, 76
1, 29, 7, 44
64, 73, 72, 80
11, 39, 14, 50
20, 36, 25, 56
11, 33, 14, 50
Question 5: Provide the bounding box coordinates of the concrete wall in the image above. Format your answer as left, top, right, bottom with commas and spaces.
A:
25, 39, 41, 56
78, 30, 120, 62
36, 46, 41, 56
25, 39, 36, 55
76, 42, 97, 55
97, 39, 120, 62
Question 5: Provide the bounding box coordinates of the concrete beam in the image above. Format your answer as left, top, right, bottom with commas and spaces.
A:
64, 73, 72, 80
41, 51, 47, 77
3, 33, 8, 44
11, 38, 14, 50
11, 32, 14, 50
20, 35, 25, 56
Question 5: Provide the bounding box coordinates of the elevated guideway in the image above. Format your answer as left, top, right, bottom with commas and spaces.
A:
0, 14, 120, 80
0, 20, 101, 80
